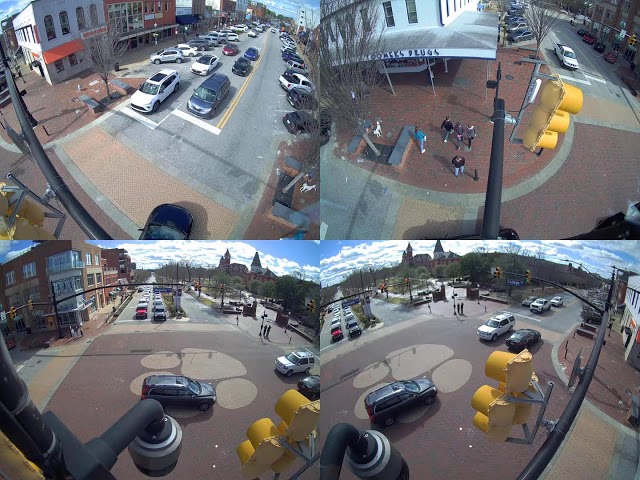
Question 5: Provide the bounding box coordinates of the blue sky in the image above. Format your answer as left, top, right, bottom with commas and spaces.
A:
320, 241, 640, 286
0, 240, 320, 282
1, 1, 319, 24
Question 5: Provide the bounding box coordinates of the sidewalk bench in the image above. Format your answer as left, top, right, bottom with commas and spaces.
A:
110, 78, 134, 95
412, 298, 431, 307
575, 328, 595, 339
629, 395, 639, 427
272, 202, 311, 229
78, 94, 103, 114
388, 125, 415, 165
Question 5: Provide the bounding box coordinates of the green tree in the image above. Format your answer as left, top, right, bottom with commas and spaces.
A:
276, 275, 306, 310
248, 280, 262, 294
459, 253, 490, 284
231, 276, 244, 290
446, 262, 461, 280
435, 265, 446, 278
260, 281, 277, 299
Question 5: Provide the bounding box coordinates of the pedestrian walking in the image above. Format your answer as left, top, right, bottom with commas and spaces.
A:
453, 122, 465, 150
267, 325, 272, 338
69, 326, 74, 339
441, 116, 454, 142
454, 305, 457, 315
79, 327, 84, 337
428, 304, 431, 313
259, 325, 263, 337
466, 124, 476, 149
452, 156, 466, 177
236, 315, 239, 326
414, 127, 427, 154
461, 302, 464, 315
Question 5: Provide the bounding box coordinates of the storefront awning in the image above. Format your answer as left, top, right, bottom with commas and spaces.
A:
176, 15, 198, 25
42, 39, 84, 64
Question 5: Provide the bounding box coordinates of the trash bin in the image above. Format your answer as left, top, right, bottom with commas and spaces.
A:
114, 62, 120, 72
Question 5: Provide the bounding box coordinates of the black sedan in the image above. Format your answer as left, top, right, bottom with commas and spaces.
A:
298, 375, 320, 400
506, 329, 541, 352
139, 204, 194, 239
286, 87, 316, 109
594, 42, 606, 53
232, 57, 252, 76
283, 111, 317, 134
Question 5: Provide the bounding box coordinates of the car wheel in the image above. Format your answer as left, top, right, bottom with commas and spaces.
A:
492, 334, 497, 341
173, 82, 179, 94
305, 367, 310, 374
384, 417, 395, 426
153, 59, 161, 65
286, 370, 293, 377
424, 395, 435, 406
151, 102, 160, 113
176, 58, 183, 63
198, 402, 211, 411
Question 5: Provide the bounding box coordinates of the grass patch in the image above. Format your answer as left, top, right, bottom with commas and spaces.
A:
386, 296, 406, 304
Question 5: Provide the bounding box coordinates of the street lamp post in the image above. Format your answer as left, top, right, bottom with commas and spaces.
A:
153, 23, 158, 45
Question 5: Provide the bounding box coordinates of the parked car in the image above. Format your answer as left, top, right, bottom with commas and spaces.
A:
605, 51, 617, 63
282, 52, 304, 63
279, 72, 314, 92
507, 23, 528, 33
522, 296, 538, 307
319, 110, 333, 146
248, 30, 258, 38
173, 44, 198, 57
139, 204, 194, 239
244, 47, 259, 60
506, 329, 541, 352
225, 32, 239, 41
286, 87, 316, 109
190, 54, 219, 75
149, 48, 184, 65
187, 39, 210, 51
477, 312, 516, 341
187, 73, 231, 118
141, 375, 216, 411
530, 298, 551, 313
508, 30, 534, 42
364, 377, 437, 426
198, 35, 219, 47
582, 32, 597, 44
594, 42, 606, 53
232, 57, 252, 76
297, 375, 320, 400
550, 296, 564, 307
130, 69, 180, 114
285, 59, 308, 74
275, 350, 315, 376
283, 111, 317, 134
577, 28, 588, 36
331, 325, 344, 342
222, 43, 240, 56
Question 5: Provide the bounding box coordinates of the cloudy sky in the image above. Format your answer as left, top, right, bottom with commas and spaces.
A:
0, 240, 321, 282
320, 241, 640, 286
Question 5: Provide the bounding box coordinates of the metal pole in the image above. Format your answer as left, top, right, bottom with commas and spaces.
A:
526, 381, 554, 443
428, 61, 436, 96
359, 271, 365, 299
51, 281, 63, 339
510, 63, 541, 143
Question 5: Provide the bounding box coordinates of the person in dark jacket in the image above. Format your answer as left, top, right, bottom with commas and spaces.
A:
452, 156, 466, 177
453, 122, 465, 150
466, 124, 476, 149
441, 116, 454, 142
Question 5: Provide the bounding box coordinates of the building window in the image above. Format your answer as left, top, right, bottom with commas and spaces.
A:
44, 15, 56, 40
54, 59, 64, 72
23, 262, 36, 279
90, 4, 99, 27
87, 274, 95, 286
382, 2, 395, 27
96, 273, 102, 284
144, 3, 148, 13
60, 11, 70, 35
405, 0, 418, 24
165, 2, 168, 11
69, 53, 77, 65
85, 253, 92, 265
5, 271, 16, 286
95, 254, 100, 265
77, 7, 86, 30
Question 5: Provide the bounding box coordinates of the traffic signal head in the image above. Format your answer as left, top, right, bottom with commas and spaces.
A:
9, 307, 17, 320
525, 270, 532, 283
28, 300, 33, 310
0, 186, 56, 240
405, 278, 409, 286
522, 76, 583, 152
494, 267, 502, 279
237, 418, 284, 478
274, 389, 320, 442
630, 34, 637, 46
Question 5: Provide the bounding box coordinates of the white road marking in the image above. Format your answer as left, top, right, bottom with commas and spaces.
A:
557, 74, 591, 85
16, 364, 24, 372
508, 311, 543, 323
120, 107, 159, 129
172, 109, 222, 135
583, 74, 607, 84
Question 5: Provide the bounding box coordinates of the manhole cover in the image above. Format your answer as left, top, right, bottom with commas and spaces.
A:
506, 74, 514, 80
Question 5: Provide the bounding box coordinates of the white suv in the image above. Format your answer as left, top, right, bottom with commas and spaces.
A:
275, 351, 315, 377
530, 299, 551, 313
477, 313, 516, 341
130, 69, 181, 113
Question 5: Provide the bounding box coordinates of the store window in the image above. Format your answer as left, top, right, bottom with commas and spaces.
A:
60, 11, 70, 35
55, 59, 64, 72
69, 53, 77, 65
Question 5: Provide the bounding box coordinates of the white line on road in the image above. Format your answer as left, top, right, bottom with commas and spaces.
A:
120, 107, 160, 129
172, 109, 221, 135
16, 364, 24, 372
557, 74, 591, 85
583, 74, 607, 84
509, 312, 543, 323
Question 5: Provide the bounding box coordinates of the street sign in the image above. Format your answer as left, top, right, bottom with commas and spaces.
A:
155, 288, 172, 293
0, 312, 5, 322
342, 299, 360, 307
507, 279, 524, 286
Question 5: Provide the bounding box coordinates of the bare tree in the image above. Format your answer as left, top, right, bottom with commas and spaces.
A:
320, 0, 386, 156
524, 0, 561, 58
78, 24, 128, 102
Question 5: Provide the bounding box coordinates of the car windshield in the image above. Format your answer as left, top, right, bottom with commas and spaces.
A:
284, 353, 300, 363
564, 50, 577, 58
404, 381, 420, 393
193, 86, 217, 103
144, 224, 186, 240
187, 379, 201, 394
140, 82, 160, 95
486, 320, 500, 328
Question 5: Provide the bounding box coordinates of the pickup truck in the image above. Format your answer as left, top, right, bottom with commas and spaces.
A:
555, 43, 579, 69
530, 298, 551, 313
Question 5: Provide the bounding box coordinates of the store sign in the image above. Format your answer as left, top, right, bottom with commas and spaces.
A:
365, 48, 441, 61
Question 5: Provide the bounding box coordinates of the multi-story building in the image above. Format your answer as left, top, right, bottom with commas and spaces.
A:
622, 275, 640, 370
400, 241, 461, 268
101, 248, 134, 283
590, 0, 638, 65
104, 0, 177, 50
216, 249, 277, 285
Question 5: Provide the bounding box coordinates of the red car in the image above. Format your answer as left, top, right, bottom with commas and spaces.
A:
331, 325, 343, 343
4, 338, 16, 350
582, 33, 597, 44
605, 51, 617, 63
222, 43, 239, 56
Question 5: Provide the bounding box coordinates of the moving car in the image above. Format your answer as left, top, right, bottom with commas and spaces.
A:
136, 305, 148, 319
271, 28, 277, 33
248, 30, 258, 38
605, 51, 617, 63
298, 375, 320, 400
173, 44, 198, 57
153, 306, 167, 321
522, 296, 538, 307
139, 203, 194, 239
594, 42, 606, 53
187, 73, 231, 118
506, 329, 541, 352
190, 54, 219, 75
232, 57, 252, 76
331, 325, 344, 342
347, 320, 362, 338
286, 87, 316, 109
149, 48, 184, 64
244, 47, 259, 60
477, 312, 516, 341
222, 43, 240, 56
364, 378, 437, 426
283, 111, 317, 134
279, 72, 314, 92
550, 296, 564, 307
554, 43, 579, 69
130, 69, 180, 114
275, 350, 315, 376
530, 298, 551, 313
141, 375, 216, 411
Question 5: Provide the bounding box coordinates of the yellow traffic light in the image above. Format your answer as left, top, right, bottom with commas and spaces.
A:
525, 270, 532, 283
522, 76, 583, 152
9, 307, 17, 320
485, 350, 534, 392
237, 418, 285, 478
494, 267, 502, 279
630, 34, 637, 46
28, 300, 33, 310
274, 389, 320, 442
0, 186, 56, 240
471, 385, 515, 442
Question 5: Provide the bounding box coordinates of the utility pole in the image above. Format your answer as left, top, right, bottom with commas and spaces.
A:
50, 281, 63, 339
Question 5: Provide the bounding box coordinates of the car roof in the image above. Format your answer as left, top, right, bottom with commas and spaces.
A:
200, 73, 230, 88
366, 381, 406, 404
300, 375, 320, 387
492, 312, 514, 320
510, 328, 539, 338
144, 375, 187, 387
148, 69, 178, 83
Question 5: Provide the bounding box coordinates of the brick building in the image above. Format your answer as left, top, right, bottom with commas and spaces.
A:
400, 240, 461, 269
588, 0, 638, 65
101, 248, 135, 283
216, 249, 277, 285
